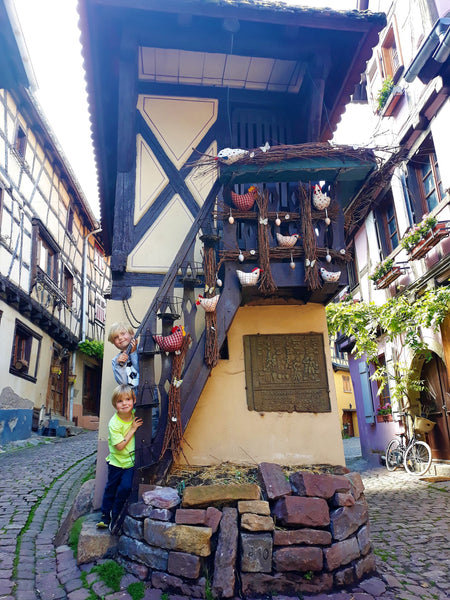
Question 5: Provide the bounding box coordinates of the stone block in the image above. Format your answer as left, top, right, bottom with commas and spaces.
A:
273, 546, 323, 572
152, 571, 206, 598
144, 520, 212, 556
54, 480, 95, 546
240, 571, 333, 596
240, 532, 272, 573
357, 524, 371, 555
345, 472, 365, 500
354, 551, 376, 579
272, 496, 330, 527
330, 499, 369, 541
238, 500, 270, 515
182, 483, 260, 508
142, 486, 181, 509
334, 566, 355, 587
240, 513, 274, 532
148, 508, 173, 521
290, 471, 350, 499
116, 555, 149, 580
168, 551, 201, 579
258, 462, 292, 500
118, 535, 168, 570
273, 528, 331, 546
323, 537, 360, 571
205, 506, 222, 533
77, 514, 118, 565
122, 516, 143, 540
175, 509, 206, 525
331, 492, 355, 507
212, 507, 238, 598
128, 501, 159, 519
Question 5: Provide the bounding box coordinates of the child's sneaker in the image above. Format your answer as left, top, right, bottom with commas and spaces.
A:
96, 514, 111, 529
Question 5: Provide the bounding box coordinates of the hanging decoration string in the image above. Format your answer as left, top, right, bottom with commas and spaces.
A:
299, 183, 321, 290
256, 189, 277, 295
203, 243, 219, 368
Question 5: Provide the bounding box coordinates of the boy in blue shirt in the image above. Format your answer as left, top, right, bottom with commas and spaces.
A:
108, 322, 139, 387
97, 384, 143, 530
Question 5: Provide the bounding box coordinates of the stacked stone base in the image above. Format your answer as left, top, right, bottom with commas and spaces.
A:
112, 464, 376, 598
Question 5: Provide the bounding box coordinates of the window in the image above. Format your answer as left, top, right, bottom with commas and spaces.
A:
10, 320, 42, 381
343, 375, 352, 393
376, 191, 399, 255
32, 219, 60, 286
380, 23, 403, 81
95, 292, 106, 324
67, 208, 74, 237
94, 243, 104, 272
347, 244, 359, 289
63, 267, 74, 306
376, 355, 391, 407
83, 364, 101, 416
14, 124, 27, 159
411, 137, 444, 214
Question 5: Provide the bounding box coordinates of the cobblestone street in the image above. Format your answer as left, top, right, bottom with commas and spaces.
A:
0, 433, 449, 599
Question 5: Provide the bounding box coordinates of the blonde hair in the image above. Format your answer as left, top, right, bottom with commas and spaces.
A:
108, 322, 134, 343
111, 384, 136, 408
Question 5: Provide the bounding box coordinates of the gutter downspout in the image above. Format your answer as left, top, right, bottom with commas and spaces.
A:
69, 225, 101, 422
404, 18, 450, 83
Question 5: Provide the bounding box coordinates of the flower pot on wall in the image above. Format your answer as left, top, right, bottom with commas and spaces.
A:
374, 266, 402, 289
408, 222, 450, 260
376, 414, 393, 423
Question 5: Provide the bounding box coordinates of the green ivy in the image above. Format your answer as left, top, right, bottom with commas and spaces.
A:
376, 76, 394, 112
78, 339, 104, 360
326, 286, 450, 406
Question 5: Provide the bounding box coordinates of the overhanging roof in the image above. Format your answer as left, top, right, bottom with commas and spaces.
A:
78, 0, 386, 253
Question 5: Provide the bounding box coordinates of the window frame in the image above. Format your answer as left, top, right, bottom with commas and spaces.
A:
31, 218, 61, 287
63, 266, 74, 307
375, 190, 399, 256
10, 320, 42, 382
380, 20, 403, 82
343, 374, 352, 394
415, 151, 443, 213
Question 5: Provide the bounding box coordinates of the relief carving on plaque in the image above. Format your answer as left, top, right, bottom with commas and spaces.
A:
243, 333, 331, 413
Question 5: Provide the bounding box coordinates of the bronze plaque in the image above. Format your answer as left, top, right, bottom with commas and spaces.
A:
243, 333, 330, 413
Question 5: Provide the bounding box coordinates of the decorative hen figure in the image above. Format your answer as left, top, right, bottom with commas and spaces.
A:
320, 267, 341, 283
231, 186, 258, 211
153, 325, 185, 354
312, 184, 331, 210
217, 147, 249, 164
236, 267, 263, 286
276, 232, 299, 248
196, 294, 220, 312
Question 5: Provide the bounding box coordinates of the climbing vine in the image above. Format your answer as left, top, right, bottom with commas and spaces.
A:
326, 286, 450, 406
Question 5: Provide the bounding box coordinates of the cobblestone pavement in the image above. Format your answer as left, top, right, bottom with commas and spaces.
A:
0, 433, 449, 599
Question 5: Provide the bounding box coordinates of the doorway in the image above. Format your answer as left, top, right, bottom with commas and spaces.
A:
419, 353, 450, 460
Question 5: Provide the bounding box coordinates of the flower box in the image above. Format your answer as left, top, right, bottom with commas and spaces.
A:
376, 414, 393, 423
408, 222, 449, 260
380, 86, 404, 117
374, 266, 402, 289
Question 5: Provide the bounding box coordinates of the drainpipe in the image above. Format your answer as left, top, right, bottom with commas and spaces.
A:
69, 224, 101, 422
357, 0, 369, 10
404, 18, 450, 83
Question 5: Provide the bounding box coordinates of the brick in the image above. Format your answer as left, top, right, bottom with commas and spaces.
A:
258, 462, 292, 500
273, 496, 330, 527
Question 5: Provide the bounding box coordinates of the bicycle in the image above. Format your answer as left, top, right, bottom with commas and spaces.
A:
385, 411, 433, 476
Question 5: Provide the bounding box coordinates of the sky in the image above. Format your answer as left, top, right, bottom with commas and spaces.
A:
11, 0, 369, 220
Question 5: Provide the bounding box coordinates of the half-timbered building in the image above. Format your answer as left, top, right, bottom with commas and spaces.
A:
0, 0, 110, 442
79, 0, 386, 502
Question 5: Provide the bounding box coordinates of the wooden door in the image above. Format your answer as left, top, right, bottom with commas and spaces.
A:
342, 410, 354, 437
419, 353, 450, 460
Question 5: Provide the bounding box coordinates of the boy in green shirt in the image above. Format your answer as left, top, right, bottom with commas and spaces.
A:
97, 384, 143, 531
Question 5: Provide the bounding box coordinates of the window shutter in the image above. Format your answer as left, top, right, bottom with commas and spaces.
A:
358, 361, 375, 424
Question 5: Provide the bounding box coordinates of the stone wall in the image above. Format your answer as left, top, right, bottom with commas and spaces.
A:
112, 463, 376, 597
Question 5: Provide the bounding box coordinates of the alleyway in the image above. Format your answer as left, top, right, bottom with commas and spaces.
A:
0, 433, 449, 599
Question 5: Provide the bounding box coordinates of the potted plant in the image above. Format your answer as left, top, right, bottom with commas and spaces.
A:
376, 77, 394, 113
376, 403, 393, 422
369, 258, 402, 289
400, 215, 448, 259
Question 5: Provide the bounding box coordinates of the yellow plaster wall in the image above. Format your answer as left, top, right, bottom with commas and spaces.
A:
179, 303, 345, 467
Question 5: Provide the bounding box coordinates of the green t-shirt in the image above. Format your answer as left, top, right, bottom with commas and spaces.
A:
106, 411, 135, 468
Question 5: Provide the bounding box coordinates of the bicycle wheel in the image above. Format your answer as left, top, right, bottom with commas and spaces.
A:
403, 441, 432, 476
385, 439, 402, 471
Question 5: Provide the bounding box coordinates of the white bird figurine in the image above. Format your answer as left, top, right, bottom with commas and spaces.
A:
236, 267, 263, 286
312, 184, 331, 211
196, 294, 220, 312
217, 147, 249, 164
276, 232, 299, 248
320, 267, 341, 283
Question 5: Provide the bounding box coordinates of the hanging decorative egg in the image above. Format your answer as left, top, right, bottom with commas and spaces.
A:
290, 253, 295, 270
324, 208, 331, 226
326, 250, 332, 263
216, 278, 222, 287
275, 213, 281, 227
228, 208, 234, 224
238, 251, 244, 262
